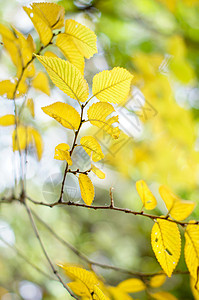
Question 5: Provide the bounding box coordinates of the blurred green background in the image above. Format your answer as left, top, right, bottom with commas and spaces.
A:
0, 0, 199, 299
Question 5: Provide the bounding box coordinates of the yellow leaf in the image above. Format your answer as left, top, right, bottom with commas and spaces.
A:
36, 55, 89, 102
91, 164, 105, 179
64, 19, 97, 59
30, 2, 65, 30
12, 126, 29, 152
68, 281, 91, 298
78, 174, 95, 205
23, 6, 53, 46
136, 180, 157, 210
80, 136, 104, 162
0, 25, 22, 73
159, 185, 195, 221
149, 274, 166, 288
151, 291, 178, 300
54, 143, 72, 165
44, 51, 58, 58
58, 264, 99, 293
94, 286, 110, 300
184, 222, 199, 283
151, 218, 181, 277
87, 102, 120, 139
0, 80, 27, 99
42, 102, 81, 131
12, 126, 43, 160
0, 24, 15, 41
32, 72, 50, 96
56, 33, 85, 74
117, 278, 146, 293
29, 128, 43, 161
107, 286, 133, 300
12, 28, 33, 67
0, 115, 15, 126
26, 98, 34, 118
190, 276, 199, 300
92, 67, 133, 104
27, 34, 36, 53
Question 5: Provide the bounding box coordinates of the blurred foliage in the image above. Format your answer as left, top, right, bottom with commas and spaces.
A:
0, 0, 199, 299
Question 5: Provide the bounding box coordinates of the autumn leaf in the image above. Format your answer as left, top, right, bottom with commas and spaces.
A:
151, 218, 181, 277
42, 102, 81, 131
87, 102, 120, 139
0, 79, 27, 99
117, 278, 146, 293
54, 143, 72, 165
151, 291, 178, 300
58, 264, 99, 294
136, 180, 157, 210
78, 174, 95, 205
56, 33, 85, 74
36, 55, 89, 102
159, 185, 195, 221
23, 3, 64, 46
26, 98, 34, 118
92, 67, 133, 104
32, 72, 50, 96
91, 164, 105, 179
80, 136, 104, 162
184, 221, 199, 285
150, 274, 167, 288
64, 19, 97, 59
0, 115, 15, 126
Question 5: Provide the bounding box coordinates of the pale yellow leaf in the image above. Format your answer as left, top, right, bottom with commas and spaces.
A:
117, 278, 146, 293
67, 281, 91, 298
65, 19, 97, 59
190, 276, 199, 300
107, 286, 133, 300
27, 34, 36, 53
136, 180, 157, 210
26, 98, 34, 118
23, 6, 53, 46
32, 72, 50, 96
58, 264, 98, 293
12, 126, 30, 152
0, 25, 22, 72
30, 2, 65, 30
92, 67, 133, 104
151, 291, 178, 300
91, 164, 105, 179
94, 286, 110, 300
42, 102, 81, 130
0, 115, 15, 126
36, 55, 89, 102
0, 79, 27, 99
54, 143, 72, 165
80, 136, 104, 162
184, 222, 199, 282
151, 218, 181, 277
159, 185, 195, 221
56, 33, 85, 74
78, 174, 95, 205
44, 51, 58, 58
149, 274, 166, 288
29, 127, 43, 161
87, 102, 120, 139
13, 28, 32, 67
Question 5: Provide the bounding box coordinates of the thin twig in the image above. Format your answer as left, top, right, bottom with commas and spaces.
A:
26, 195, 198, 227
23, 202, 78, 299
30, 209, 189, 278
0, 235, 54, 280
59, 104, 85, 202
